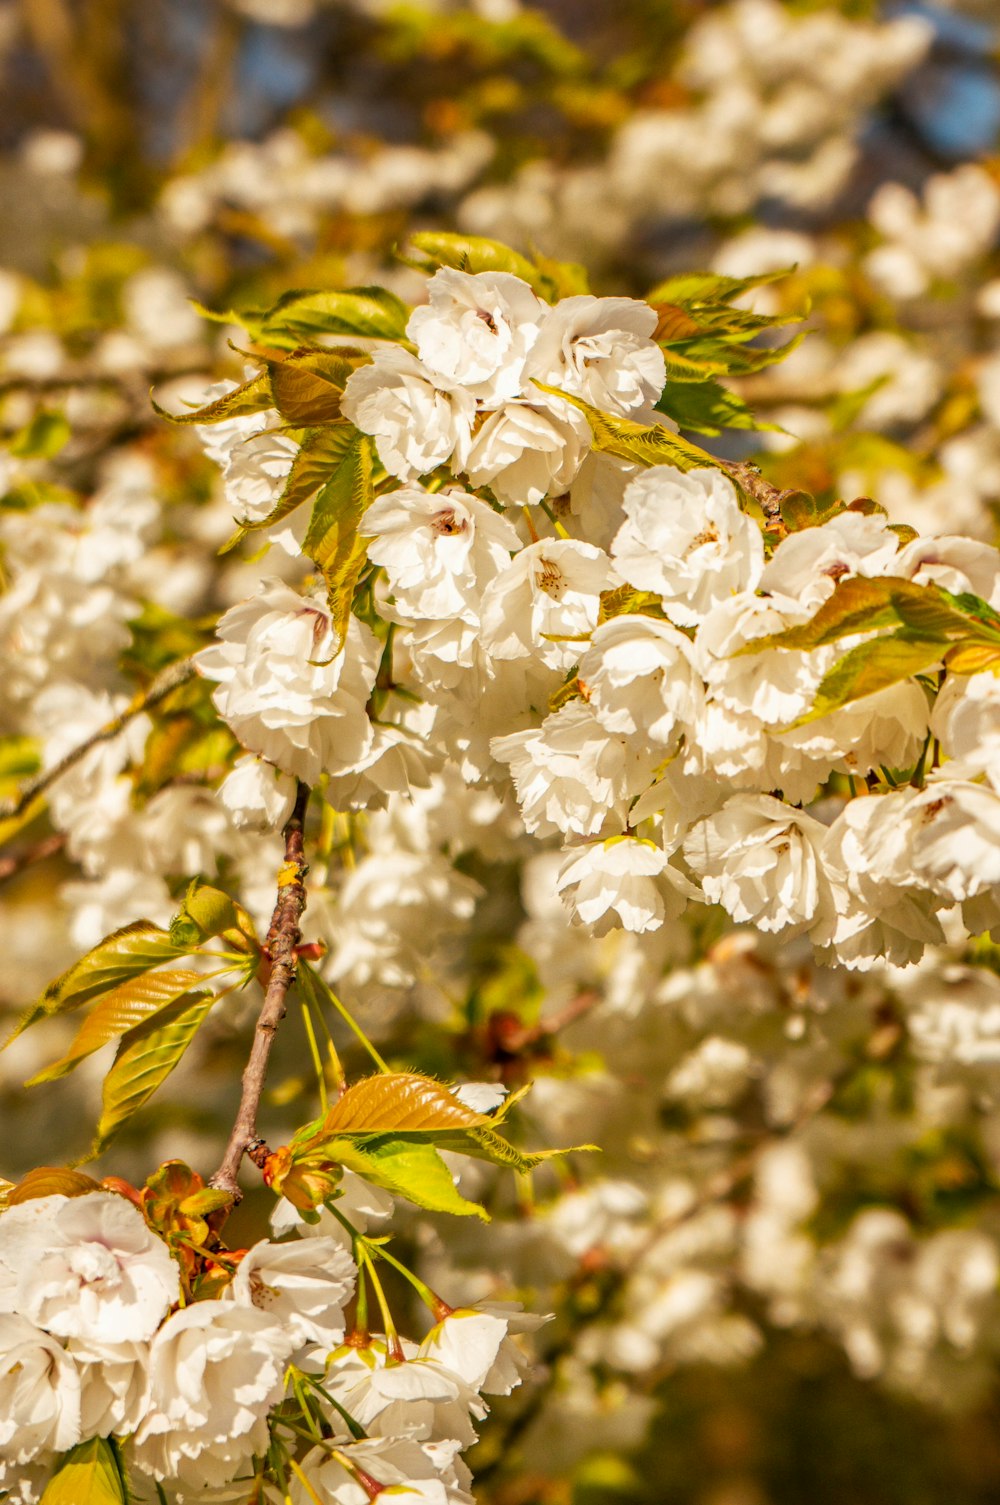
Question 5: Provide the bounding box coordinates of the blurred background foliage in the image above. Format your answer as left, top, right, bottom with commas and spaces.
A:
5, 1, 1000, 1502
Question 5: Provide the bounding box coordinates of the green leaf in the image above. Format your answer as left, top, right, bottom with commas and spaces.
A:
93, 991, 215, 1153
233, 421, 360, 539
747, 576, 1000, 656
646, 268, 795, 307
258, 287, 409, 345
25, 969, 213, 1085
404, 232, 543, 292
531, 383, 720, 473
656, 378, 778, 436
7, 922, 187, 1046
303, 431, 377, 641
321, 1136, 490, 1220
789, 634, 948, 726
9, 411, 71, 459
169, 879, 259, 954
268, 350, 360, 425
152, 371, 273, 426
40, 1438, 127, 1505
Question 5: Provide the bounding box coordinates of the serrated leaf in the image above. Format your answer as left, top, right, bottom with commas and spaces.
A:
169, 879, 259, 954
748, 576, 1000, 656
152, 371, 273, 426
40, 1438, 126, 1505
320, 1136, 489, 1220
404, 232, 543, 292
788, 634, 947, 726
656, 378, 779, 436
8, 1167, 103, 1205
6, 923, 188, 1047
303, 431, 376, 641
532, 383, 719, 473
93, 991, 215, 1154
945, 642, 1000, 674
238, 422, 359, 535
321, 1072, 492, 1136
268, 351, 359, 425
258, 287, 409, 345
646, 268, 794, 307
25, 970, 212, 1086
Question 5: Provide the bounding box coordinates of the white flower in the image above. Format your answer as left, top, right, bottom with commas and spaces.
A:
894, 534, 1000, 608
416, 1309, 511, 1392
0, 1314, 81, 1463
556, 837, 695, 934
683, 793, 834, 934
904, 778, 1000, 904
479, 539, 612, 669
407, 268, 546, 403
222, 428, 298, 527
342, 347, 477, 480
819, 794, 946, 970
578, 614, 702, 749
931, 671, 1000, 789
72, 1337, 149, 1437
465, 400, 588, 506
131, 1301, 293, 1488
323, 1342, 482, 1447
195, 579, 380, 784
492, 701, 656, 838
228, 1236, 356, 1350
363, 485, 518, 620
289, 1438, 475, 1505
525, 295, 666, 415
760, 509, 900, 609
218, 755, 298, 831
610, 466, 763, 625
0, 1192, 179, 1344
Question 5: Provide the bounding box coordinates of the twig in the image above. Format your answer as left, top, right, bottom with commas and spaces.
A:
720, 459, 790, 530
0, 659, 195, 824
210, 781, 311, 1200
0, 832, 66, 886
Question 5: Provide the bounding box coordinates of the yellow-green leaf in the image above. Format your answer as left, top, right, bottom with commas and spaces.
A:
268, 351, 359, 425
237, 422, 359, 536
169, 879, 259, 954
945, 642, 1000, 675
259, 286, 409, 345
303, 431, 376, 641
8, 1167, 103, 1205
322, 1072, 492, 1136
404, 232, 542, 292
25, 969, 212, 1086
531, 383, 720, 473
323, 1136, 489, 1220
40, 1438, 127, 1505
152, 371, 273, 426
6, 922, 188, 1047
93, 991, 215, 1154
788, 634, 948, 727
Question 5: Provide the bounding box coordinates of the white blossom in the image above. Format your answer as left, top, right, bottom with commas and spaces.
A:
131, 1301, 293, 1487
0, 1192, 179, 1344
684, 793, 833, 935
479, 539, 612, 669
342, 347, 477, 480
579, 613, 702, 749
196, 579, 380, 784
218, 755, 298, 831
556, 837, 695, 934
525, 295, 666, 415
465, 400, 588, 506
228, 1235, 356, 1350
0, 1314, 81, 1463
407, 268, 546, 403
610, 466, 763, 625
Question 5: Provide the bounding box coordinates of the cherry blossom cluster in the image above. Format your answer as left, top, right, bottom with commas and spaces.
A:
193, 265, 1000, 982
0, 1181, 536, 1503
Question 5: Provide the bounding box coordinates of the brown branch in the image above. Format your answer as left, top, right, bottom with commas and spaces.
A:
210, 781, 311, 1200
0, 832, 66, 886
0, 659, 195, 825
